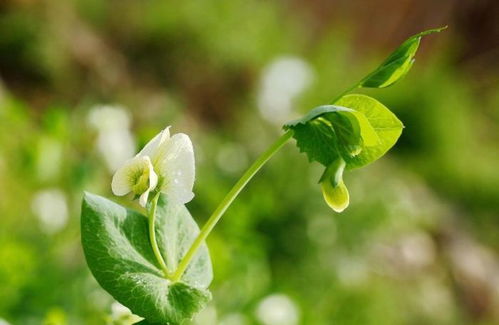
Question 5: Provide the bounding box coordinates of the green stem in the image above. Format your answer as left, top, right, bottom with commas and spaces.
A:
329, 82, 360, 104
148, 192, 171, 279
171, 130, 294, 282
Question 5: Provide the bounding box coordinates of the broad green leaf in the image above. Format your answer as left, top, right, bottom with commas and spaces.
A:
286, 117, 341, 166
283, 105, 378, 166
284, 106, 354, 166
328, 111, 364, 157
360, 26, 447, 88
81, 193, 212, 325
348, 110, 380, 147
335, 94, 404, 169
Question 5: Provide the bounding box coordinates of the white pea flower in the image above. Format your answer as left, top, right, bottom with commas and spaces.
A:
111, 127, 195, 207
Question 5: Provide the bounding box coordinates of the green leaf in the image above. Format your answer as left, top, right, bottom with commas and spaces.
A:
334, 94, 404, 169
348, 110, 380, 147
283, 105, 378, 166
360, 26, 447, 88
81, 193, 212, 325
284, 106, 351, 166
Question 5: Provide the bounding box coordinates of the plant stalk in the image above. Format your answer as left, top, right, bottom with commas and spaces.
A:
171, 130, 294, 282
148, 192, 171, 279
329, 82, 360, 104
171, 80, 360, 282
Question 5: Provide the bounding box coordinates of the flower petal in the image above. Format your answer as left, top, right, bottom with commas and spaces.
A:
137, 126, 171, 159
158, 133, 195, 204
139, 189, 151, 207
111, 156, 143, 196
145, 156, 159, 193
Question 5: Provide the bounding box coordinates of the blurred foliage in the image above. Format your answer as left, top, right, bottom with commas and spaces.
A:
0, 0, 499, 324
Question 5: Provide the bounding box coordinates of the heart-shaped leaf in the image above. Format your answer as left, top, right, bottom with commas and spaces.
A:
81, 192, 212, 325
334, 94, 404, 169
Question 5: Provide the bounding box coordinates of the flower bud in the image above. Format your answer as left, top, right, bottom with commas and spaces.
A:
320, 158, 349, 212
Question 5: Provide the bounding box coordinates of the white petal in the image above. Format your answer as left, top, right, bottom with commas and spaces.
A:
137, 126, 171, 158
139, 189, 150, 207
145, 156, 159, 192
111, 156, 144, 196
164, 186, 195, 205
158, 133, 195, 204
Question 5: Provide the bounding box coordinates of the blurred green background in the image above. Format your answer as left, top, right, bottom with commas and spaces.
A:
1, 0, 499, 324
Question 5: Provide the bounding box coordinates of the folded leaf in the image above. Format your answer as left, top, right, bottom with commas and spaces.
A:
81, 193, 212, 325
334, 94, 404, 169
283, 105, 378, 166
360, 26, 447, 88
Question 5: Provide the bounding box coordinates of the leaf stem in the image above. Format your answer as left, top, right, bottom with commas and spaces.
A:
148, 192, 171, 279
171, 130, 294, 282
329, 82, 360, 104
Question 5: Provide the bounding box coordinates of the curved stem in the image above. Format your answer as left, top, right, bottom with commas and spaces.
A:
171, 130, 293, 282
148, 192, 171, 278
329, 82, 360, 104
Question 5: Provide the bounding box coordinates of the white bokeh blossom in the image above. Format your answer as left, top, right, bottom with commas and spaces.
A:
87, 105, 136, 172
256, 294, 299, 325
110, 301, 143, 324
257, 56, 313, 125
31, 188, 69, 234
111, 127, 195, 207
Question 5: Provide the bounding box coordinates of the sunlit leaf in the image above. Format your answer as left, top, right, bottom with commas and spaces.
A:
360, 26, 447, 88
334, 94, 404, 169
81, 193, 212, 325
284, 105, 378, 166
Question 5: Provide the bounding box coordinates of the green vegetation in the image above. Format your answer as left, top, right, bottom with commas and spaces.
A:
79, 27, 441, 324
1, 1, 498, 325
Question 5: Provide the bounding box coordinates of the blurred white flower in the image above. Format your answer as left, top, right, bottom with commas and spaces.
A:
307, 214, 337, 247
219, 313, 249, 325
399, 232, 435, 270
110, 302, 142, 324
112, 127, 195, 207
415, 278, 454, 321
193, 305, 217, 325
87, 105, 136, 172
0, 318, 11, 325
216, 143, 248, 175
256, 294, 299, 325
257, 56, 313, 124
31, 189, 68, 234
335, 255, 369, 287
88, 105, 131, 132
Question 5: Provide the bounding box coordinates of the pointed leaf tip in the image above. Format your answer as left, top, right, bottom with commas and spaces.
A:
360, 26, 447, 88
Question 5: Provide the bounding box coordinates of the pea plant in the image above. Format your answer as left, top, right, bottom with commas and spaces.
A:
81, 27, 446, 324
